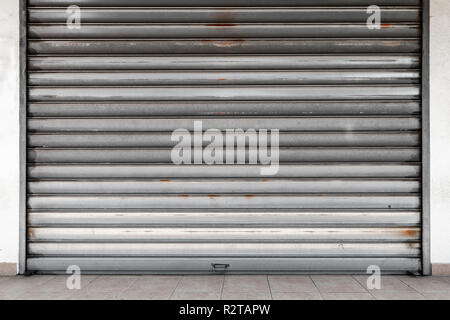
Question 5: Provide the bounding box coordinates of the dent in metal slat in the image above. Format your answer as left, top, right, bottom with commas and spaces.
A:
27, 164, 421, 179
28, 243, 421, 257
28, 56, 421, 71
27, 195, 421, 210
28, 70, 420, 86
27, 227, 420, 242
27, 211, 421, 227
27, 132, 421, 148
28, 40, 421, 55
28, 101, 422, 117
28, 24, 421, 39
27, 179, 421, 195
28, 8, 421, 24
27, 148, 421, 163
27, 117, 421, 132
27, 0, 422, 6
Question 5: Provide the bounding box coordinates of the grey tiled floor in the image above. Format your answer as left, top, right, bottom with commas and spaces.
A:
0, 275, 450, 300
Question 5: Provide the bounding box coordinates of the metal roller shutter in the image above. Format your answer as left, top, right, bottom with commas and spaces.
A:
25, 0, 424, 274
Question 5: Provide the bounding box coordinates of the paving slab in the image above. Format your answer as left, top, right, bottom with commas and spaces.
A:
268, 276, 319, 293
171, 291, 221, 300
83, 275, 137, 293
221, 291, 272, 300
223, 275, 270, 293
422, 292, 450, 300
31, 275, 99, 292
398, 276, 450, 293
175, 275, 224, 293
353, 275, 416, 292
321, 293, 374, 300
0, 276, 55, 296
1, 275, 449, 300
127, 275, 181, 292
68, 290, 120, 300
18, 290, 74, 300
311, 275, 368, 293
370, 290, 425, 300
118, 288, 174, 300
272, 291, 322, 300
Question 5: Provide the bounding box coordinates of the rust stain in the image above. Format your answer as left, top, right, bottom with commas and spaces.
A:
178, 194, 189, 198
160, 179, 171, 182
244, 195, 255, 198
383, 41, 398, 47
262, 179, 269, 182
27, 228, 35, 238
401, 229, 419, 237
217, 112, 224, 115
206, 23, 236, 27
218, 78, 227, 81
380, 23, 393, 28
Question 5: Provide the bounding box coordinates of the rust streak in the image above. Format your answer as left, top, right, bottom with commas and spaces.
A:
208, 195, 220, 198
160, 179, 171, 182
178, 194, 189, 198
244, 195, 255, 198
401, 229, 419, 237
381, 23, 393, 28
383, 41, 399, 47
28, 228, 35, 238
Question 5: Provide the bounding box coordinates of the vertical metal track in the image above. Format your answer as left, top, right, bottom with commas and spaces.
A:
19, 0, 28, 275
421, 0, 431, 276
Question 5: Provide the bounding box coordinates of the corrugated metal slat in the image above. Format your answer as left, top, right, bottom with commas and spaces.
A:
28, 195, 421, 210
28, 243, 420, 257
28, 101, 421, 117
28, 164, 422, 179
29, 56, 421, 71
28, 0, 422, 6
27, 258, 421, 274
28, 8, 421, 23
27, 210, 421, 227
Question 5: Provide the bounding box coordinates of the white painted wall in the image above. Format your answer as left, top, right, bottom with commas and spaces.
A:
0, 0, 20, 268
0, 1, 449, 271
430, 0, 450, 264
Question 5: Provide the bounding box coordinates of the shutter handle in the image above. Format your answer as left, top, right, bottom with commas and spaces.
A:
211, 263, 230, 273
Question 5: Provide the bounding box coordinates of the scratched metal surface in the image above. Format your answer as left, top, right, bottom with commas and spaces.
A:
25, 1, 423, 274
